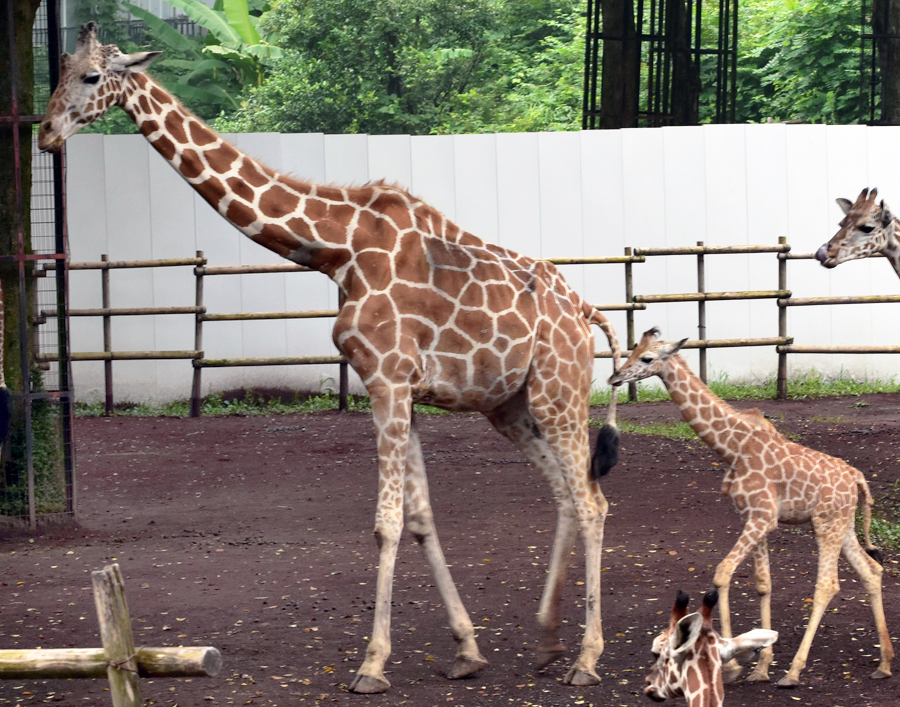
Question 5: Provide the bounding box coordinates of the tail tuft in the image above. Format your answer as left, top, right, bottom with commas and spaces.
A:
866, 547, 884, 566
591, 423, 619, 479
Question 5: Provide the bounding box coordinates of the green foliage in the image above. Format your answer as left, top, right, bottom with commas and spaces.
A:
589, 416, 697, 440
215, 0, 585, 135
589, 369, 900, 405
737, 0, 863, 123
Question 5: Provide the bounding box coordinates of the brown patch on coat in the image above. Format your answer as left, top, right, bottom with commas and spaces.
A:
259, 185, 301, 220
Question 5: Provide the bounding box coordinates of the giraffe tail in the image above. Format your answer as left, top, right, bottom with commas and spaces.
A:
857, 475, 884, 566
583, 304, 620, 479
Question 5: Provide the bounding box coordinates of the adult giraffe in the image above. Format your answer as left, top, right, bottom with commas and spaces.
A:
816, 187, 900, 275
39, 23, 623, 692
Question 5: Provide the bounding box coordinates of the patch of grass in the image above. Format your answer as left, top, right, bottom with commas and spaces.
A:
591, 369, 900, 404
865, 515, 900, 551
589, 417, 696, 440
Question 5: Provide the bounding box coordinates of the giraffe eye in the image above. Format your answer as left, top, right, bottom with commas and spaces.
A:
641, 356, 654, 364
83, 74, 100, 85
860, 225, 875, 233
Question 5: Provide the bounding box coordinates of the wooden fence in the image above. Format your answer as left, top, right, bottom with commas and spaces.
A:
39, 239, 900, 414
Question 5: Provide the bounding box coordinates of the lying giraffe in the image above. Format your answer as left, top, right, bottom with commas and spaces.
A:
39, 23, 624, 693
645, 589, 777, 707
610, 328, 893, 688
816, 187, 900, 275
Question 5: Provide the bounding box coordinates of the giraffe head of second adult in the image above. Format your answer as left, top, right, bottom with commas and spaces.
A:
645, 589, 777, 707
816, 187, 898, 270
38, 22, 161, 152
607, 327, 686, 387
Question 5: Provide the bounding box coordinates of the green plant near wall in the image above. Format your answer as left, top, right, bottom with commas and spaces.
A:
122, 0, 283, 112
0, 372, 66, 517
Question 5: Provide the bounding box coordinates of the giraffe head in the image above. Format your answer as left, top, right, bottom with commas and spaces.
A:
38, 22, 161, 152
608, 328, 686, 387
816, 187, 896, 269
645, 589, 777, 707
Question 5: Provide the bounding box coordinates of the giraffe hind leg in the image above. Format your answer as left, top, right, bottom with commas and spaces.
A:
403, 424, 488, 679
486, 393, 578, 674
841, 524, 894, 679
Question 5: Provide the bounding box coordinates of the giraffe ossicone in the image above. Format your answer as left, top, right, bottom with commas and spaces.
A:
817, 186, 900, 277
645, 589, 777, 707
610, 328, 893, 688
41, 22, 625, 693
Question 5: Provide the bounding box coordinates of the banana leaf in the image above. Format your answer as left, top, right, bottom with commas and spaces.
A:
222, 0, 261, 46
161, 0, 242, 46
122, 1, 197, 53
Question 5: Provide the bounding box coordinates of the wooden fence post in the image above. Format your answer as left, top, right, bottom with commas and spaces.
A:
624, 247, 637, 402
92, 564, 142, 707
191, 251, 205, 418
697, 241, 707, 383
777, 236, 789, 399
101, 254, 113, 415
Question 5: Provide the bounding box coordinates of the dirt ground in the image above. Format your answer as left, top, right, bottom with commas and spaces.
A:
3, 394, 900, 707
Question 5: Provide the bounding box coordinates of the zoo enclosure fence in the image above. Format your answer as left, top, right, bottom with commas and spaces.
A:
38, 237, 900, 413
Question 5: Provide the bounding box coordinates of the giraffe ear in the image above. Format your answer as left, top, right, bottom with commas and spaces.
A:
669, 612, 703, 663
110, 51, 163, 74
719, 629, 778, 664
881, 200, 894, 225
836, 198, 853, 215
659, 338, 688, 358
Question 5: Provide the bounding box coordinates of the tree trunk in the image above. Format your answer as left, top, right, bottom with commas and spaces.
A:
599, 0, 639, 129
669, 0, 699, 125
875, 0, 900, 124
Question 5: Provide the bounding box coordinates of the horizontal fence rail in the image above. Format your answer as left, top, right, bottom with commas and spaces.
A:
36, 236, 900, 414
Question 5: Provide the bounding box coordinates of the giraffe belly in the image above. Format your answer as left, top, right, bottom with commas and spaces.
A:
413, 352, 528, 412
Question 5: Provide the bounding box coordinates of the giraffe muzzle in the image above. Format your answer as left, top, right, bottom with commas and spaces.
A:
815, 244, 836, 268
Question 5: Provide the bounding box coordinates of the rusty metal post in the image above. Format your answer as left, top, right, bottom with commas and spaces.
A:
697, 241, 707, 383
777, 236, 788, 399
190, 251, 205, 417
338, 290, 348, 411
101, 255, 113, 415
624, 247, 637, 402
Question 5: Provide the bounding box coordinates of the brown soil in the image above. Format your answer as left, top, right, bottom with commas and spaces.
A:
3, 394, 900, 707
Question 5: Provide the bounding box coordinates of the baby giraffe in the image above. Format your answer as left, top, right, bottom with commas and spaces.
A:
645, 589, 777, 706
612, 329, 893, 687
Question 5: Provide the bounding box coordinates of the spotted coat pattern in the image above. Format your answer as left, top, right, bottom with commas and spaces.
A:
39, 22, 624, 694
611, 329, 893, 687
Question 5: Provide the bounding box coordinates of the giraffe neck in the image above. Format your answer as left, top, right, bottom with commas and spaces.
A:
118, 72, 353, 281
659, 355, 751, 464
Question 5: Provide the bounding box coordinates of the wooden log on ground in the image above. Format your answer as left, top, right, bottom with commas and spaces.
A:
0, 646, 222, 679
93, 564, 142, 707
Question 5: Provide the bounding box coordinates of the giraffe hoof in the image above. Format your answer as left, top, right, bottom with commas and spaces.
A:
447, 657, 488, 679
870, 669, 892, 680
722, 664, 743, 684
535, 644, 566, 671
349, 673, 391, 694
745, 670, 770, 683
776, 675, 800, 688
563, 667, 600, 686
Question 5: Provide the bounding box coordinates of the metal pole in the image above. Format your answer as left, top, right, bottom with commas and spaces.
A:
101, 255, 113, 415
190, 251, 205, 417
697, 241, 707, 383
625, 247, 637, 402
777, 236, 788, 399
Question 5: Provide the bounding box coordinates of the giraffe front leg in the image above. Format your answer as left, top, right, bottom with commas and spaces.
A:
714, 515, 774, 684
403, 425, 488, 680
349, 387, 411, 694
746, 539, 775, 682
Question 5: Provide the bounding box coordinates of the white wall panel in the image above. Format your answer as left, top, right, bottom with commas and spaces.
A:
60, 128, 900, 402
410, 135, 455, 220
825, 126, 872, 377
453, 134, 499, 244
495, 133, 541, 255
102, 135, 157, 399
